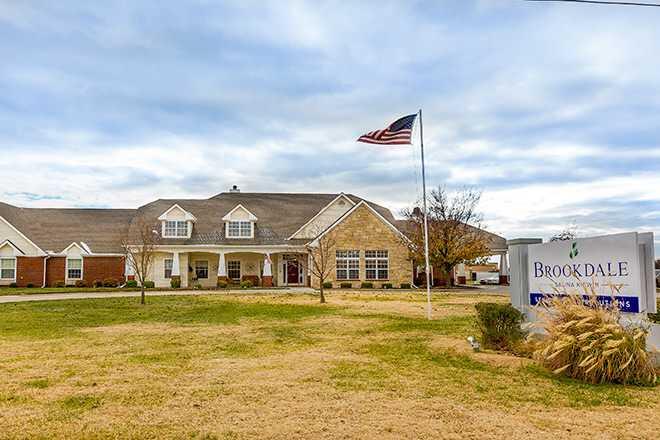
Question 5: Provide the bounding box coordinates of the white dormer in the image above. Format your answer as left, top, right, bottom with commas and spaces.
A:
158, 204, 197, 239
222, 204, 257, 239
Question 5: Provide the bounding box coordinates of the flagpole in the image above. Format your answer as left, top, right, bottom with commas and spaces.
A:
418, 108, 432, 320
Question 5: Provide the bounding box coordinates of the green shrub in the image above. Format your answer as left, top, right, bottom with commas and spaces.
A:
360, 282, 373, 289
193, 283, 203, 290
475, 302, 526, 351
9, 282, 18, 288
400, 283, 412, 289
322, 281, 333, 289
54, 281, 66, 288
103, 278, 118, 288
170, 278, 181, 289
382, 283, 393, 289
339, 282, 352, 289
26, 283, 35, 288
534, 294, 657, 386
92, 279, 103, 288
125, 280, 138, 288
217, 280, 228, 288
143, 281, 155, 289
240, 280, 253, 289
74, 280, 87, 288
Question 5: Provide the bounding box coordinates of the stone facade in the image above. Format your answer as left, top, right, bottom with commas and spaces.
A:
312, 204, 412, 288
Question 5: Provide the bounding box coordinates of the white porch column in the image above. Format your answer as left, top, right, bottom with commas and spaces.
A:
263, 253, 272, 277
217, 252, 226, 277
500, 252, 509, 276
171, 251, 181, 277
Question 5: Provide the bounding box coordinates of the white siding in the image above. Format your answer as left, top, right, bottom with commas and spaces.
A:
292, 197, 353, 239
0, 218, 41, 256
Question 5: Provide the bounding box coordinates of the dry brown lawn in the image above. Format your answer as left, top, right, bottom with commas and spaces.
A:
0, 290, 657, 439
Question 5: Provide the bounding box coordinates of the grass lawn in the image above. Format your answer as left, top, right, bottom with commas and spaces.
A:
0, 292, 658, 439
0, 287, 146, 296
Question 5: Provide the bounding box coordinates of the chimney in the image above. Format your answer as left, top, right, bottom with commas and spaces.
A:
229, 185, 240, 193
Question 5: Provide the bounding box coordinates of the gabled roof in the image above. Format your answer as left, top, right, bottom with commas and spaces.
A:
0, 239, 25, 255
62, 242, 89, 255
221, 204, 258, 221
157, 204, 197, 222
287, 193, 355, 239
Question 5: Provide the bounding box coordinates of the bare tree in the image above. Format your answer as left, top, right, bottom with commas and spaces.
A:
122, 216, 161, 305
550, 227, 577, 242
303, 229, 337, 304
402, 186, 490, 287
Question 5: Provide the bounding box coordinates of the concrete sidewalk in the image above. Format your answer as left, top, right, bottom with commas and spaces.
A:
0, 287, 316, 303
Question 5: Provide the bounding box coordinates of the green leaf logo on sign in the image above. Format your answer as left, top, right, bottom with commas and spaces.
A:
569, 242, 579, 259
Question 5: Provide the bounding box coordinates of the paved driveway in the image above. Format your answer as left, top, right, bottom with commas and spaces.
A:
0, 288, 315, 304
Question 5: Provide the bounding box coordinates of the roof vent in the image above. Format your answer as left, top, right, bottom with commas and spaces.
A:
229, 185, 240, 193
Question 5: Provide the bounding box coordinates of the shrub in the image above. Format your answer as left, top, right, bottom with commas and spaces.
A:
649, 300, 660, 324
382, 283, 393, 289
360, 282, 373, 289
74, 280, 87, 288
54, 281, 66, 288
143, 281, 155, 289
92, 279, 103, 288
322, 282, 333, 289
475, 302, 526, 352
26, 283, 35, 288
170, 278, 181, 289
102, 278, 118, 287
125, 280, 138, 288
240, 280, 253, 289
400, 283, 412, 289
339, 282, 352, 289
193, 283, 203, 290
9, 282, 18, 288
534, 294, 657, 386
217, 280, 228, 288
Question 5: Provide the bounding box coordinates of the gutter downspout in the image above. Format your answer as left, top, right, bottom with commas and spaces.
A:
42, 254, 50, 288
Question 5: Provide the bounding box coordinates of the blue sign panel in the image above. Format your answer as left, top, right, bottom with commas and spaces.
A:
529, 292, 640, 313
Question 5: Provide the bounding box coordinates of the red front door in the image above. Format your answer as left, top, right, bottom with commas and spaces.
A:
286, 261, 300, 285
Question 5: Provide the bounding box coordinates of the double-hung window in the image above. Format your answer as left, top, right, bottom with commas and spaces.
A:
164, 259, 173, 279
195, 260, 209, 279
336, 250, 359, 280
365, 250, 389, 280
0, 258, 16, 280
67, 258, 83, 280
164, 220, 188, 237
227, 260, 241, 280
227, 221, 252, 238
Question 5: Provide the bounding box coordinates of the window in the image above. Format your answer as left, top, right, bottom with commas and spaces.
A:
163, 220, 188, 237
67, 258, 83, 279
195, 260, 209, 279
336, 250, 359, 280
0, 258, 16, 280
227, 260, 241, 280
164, 258, 173, 279
366, 250, 389, 280
227, 221, 252, 238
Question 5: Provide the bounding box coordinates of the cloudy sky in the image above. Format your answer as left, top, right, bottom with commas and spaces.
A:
1, 0, 659, 251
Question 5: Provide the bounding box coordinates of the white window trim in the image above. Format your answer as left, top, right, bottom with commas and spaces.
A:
365, 250, 389, 280
225, 220, 254, 239
336, 250, 360, 281
162, 220, 192, 238
0, 257, 17, 281
195, 260, 209, 279
164, 258, 173, 279
66, 257, 84, 280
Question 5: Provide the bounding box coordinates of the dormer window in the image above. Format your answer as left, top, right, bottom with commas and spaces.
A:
164, 220, 188, 238
158, 204, 196, 239
227, 220, 253, 238
222, 204, 258, 239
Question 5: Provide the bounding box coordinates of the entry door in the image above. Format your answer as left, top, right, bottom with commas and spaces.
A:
286, 260, 300, 285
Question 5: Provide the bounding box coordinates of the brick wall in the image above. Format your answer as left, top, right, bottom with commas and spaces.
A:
16, 256, 45, 287
312, 204, 412, 288
83, 256, 125, 285
46, 257, 66, 286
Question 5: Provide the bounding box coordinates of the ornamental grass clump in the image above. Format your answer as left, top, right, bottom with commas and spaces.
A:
534, 294, 657, 386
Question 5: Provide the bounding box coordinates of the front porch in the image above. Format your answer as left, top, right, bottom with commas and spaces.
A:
150, 248, 310, 288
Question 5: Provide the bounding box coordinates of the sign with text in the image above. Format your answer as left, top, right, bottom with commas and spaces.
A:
527, 232, 645, 314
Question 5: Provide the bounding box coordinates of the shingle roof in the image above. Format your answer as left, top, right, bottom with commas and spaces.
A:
394, 219, 507, 253
0, 192, 400, 252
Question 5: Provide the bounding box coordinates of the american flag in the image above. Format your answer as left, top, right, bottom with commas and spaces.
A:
357, 113, 417, 145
